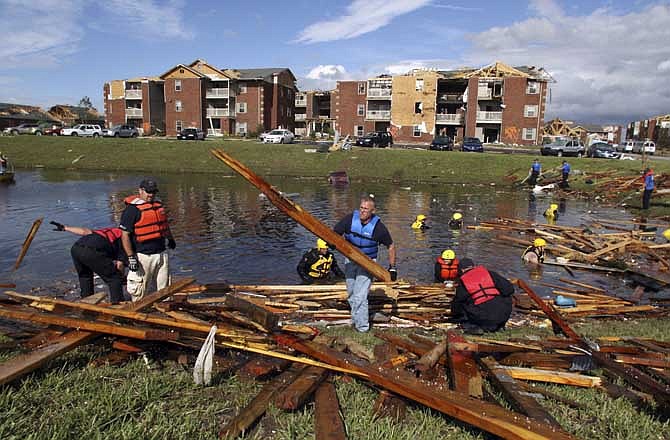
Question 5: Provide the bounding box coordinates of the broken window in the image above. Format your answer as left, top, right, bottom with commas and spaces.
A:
358, 83, 366, 95
355, 125, 364, 136
414, 102, 423, 114
175, 100, 182, 112
239, 84, 247, 94
415, 79, 424, 91
176, 120, 182, 132
413, 125, 422, 137
175, 80, 182, 92
526, 81, 538, 94
357, 104, 365, 116
493, 82, 503, 97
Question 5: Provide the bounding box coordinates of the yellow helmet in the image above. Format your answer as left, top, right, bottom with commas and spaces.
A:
316, 238, 328, 249
441, 249, 456, 260
416, 214, 426, 221
452, 212, 463, 220
663, 229, 670, 240
550, 204, 558, 210
534, 238, 547, 247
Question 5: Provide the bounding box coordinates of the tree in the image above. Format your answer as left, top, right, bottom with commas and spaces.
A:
78, 96, 93, 109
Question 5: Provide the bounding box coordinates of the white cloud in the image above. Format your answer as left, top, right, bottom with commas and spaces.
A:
306, 65, 348, 80
431, 3, 482, 12
295, 0, 432, 44
465, 3, 670, 123
529, 0, 564, 18
101, 0, 193, 39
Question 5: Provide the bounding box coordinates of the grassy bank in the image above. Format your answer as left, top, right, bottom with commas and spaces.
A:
1, 136, 668, 185
1, 319, 669, 439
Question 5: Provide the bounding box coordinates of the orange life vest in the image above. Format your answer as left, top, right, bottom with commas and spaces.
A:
459, 266, 501, 305
124, 196, 168, 243
93, 227, 123, 244
436, 257, 459, 281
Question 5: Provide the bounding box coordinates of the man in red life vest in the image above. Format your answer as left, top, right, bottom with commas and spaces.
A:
451, 258, 515, 333
434, 249, 459, 283
120, 179, 176, 301
51, 221, 127, 304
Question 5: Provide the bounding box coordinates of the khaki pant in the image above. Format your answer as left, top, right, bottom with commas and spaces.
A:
127, 251, 170, 302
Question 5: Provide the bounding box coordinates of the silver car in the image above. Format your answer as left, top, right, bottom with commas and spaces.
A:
103, 125, 139, 138
540, 139, 585, 157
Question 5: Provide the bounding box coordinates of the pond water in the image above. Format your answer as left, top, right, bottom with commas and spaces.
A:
0, 169, 643, 297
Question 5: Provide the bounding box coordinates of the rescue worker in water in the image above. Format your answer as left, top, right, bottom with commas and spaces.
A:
522, 238, 546, 264
434, 249, 459, 283
411, 214, 430, 230
297, 238, 345, 284
451, 258, 515, 333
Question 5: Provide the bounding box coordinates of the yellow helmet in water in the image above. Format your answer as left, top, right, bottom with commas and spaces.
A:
441, 249, 456, 260
550, 203, 558, 210
416, 214, 426, 221
316, 238, 328, 249
534, 238, 547, 247
452, 212, 463, 220
664, 229, 670, 241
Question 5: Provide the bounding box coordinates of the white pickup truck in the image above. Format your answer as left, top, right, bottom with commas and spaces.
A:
61, 124, 103, 137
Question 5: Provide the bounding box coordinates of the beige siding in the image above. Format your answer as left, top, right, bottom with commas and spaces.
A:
391, 72, 438, 135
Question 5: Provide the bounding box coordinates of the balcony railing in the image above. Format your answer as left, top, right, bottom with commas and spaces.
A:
125, 108, 143, 117
366, 110, 391, 120
476, 111, 503, 122
477, 89, 492, 99
207, 129, 224, 136
125, 89, 142, 99
295, 99, 307, 107
206, 88, 234, 98
295, 113, 306, 121
435, 113, 463, 124
438, 93, 463, 102
206, 108, 235, 117
367, 88, 392, 99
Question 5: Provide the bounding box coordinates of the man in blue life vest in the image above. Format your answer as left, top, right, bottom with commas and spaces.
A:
451, 258, 515, 334
642, 167, 654, 209
297, 238, 345, 284
120, 179, 176, 302
51, 221, 128, 304
560, 160, 571, 188
334, 195, 396, 332
529, 159, 541, 186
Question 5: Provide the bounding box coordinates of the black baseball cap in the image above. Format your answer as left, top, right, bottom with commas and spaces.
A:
139, 179, 159, 193
458, 258, 475, 272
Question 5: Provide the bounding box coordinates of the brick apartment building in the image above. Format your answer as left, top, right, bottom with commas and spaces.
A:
294, 90, 333, 137
103, 60, 296, 137
627, 114, 670, 148
332, 61, 552, 145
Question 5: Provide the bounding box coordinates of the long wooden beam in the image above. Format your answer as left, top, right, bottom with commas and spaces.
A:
13, 217, 43, 270
211, 149, 390, 281
314, 381, 347, 440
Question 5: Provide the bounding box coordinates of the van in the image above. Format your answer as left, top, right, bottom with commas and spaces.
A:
632, 140, 656, 155
621, 140, 635, 152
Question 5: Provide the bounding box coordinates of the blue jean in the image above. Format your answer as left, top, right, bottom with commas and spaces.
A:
345, 260, 372, 332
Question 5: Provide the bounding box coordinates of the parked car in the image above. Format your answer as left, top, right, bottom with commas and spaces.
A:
633, 140, 656, 155
61, 124, 103, 137
3, 123, 42, 135
618, 140, 635, 153
262, 129, 295, 144
177, 127, 206, 140
461, 137, 484, 152
429, 135, 454, 151
103, 125, 139, 138
43, 125, 63, 136
540, 138, 585, 157
588, 142, 620, 159
355, 131, 393, 148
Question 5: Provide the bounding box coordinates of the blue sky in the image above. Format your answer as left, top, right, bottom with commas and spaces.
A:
1, 0, 669, 124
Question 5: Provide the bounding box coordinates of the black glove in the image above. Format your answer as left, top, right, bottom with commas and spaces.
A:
327, 242, 336, 251
128, 255, 139, 272
168, 238, 176, 250
50, 221, 65, 231
388, 265, 398, 282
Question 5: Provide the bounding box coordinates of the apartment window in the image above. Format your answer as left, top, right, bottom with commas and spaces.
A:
526, 81, 538, 94
355, 125, 364, 137
522, 128, 537, 141
357, 104, 365, 116
176, 120, 182, 132
175, 100, 182, 112
237, 102, 247, 114
524, 105, 538, 117
239, 84, 247, 94
175, 80, 182, 92
237, 122, 248, 135
413, 125, 422, 137
415, 79, 424, 91
414, 102, 423, 114
358, 82, 366, 95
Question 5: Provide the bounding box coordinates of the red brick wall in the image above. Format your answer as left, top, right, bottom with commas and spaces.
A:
103, 83, 127, 128
393, 126, 433, 144
164, 77, 203, 136
501, 77, 545, 145
464, 77, 479, 138
236, 81, 264, 134
274, 71, 296, 131
333, 81, 367, 137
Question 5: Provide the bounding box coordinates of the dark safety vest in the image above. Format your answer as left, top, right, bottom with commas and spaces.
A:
308, 253, 334, 279
345, 210, 380, 259
436, 257, 459, 281
124, 196, 169, 243
93, 227, 123, 244
522, 245, 544, 262
460, 266, 501, 305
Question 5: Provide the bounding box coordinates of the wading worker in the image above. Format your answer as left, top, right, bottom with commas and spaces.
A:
435, 249, 459, 283
560, 160, 571, 188
451, 258, 515, 333
51, 221, 127, 304
120, 179, 176, 302
448, 212, 463, 229
522, 238, 546, 264
642, 167, 654, 210
334, 195, 396, 332
529, 159, 541, 186
297, 238, 345, 284
411, 214, 429, 230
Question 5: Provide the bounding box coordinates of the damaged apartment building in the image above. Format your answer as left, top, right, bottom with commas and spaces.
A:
104, 59, 296, 136
332, 61, 552, 145
294, 91, 333, 137
627, 114, 670, 148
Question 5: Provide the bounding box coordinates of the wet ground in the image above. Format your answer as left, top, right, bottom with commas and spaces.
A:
0, 169, 652, 298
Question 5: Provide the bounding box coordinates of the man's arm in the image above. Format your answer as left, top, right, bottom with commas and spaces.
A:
296, 251, 313, 282
330, 257, 345, 278
63, 225, 93, 236
121, 231, 134, 257
387, 243, 396, 267
451, 286, 468, 319
434, 261, 443, 282
491, 271, 515, 297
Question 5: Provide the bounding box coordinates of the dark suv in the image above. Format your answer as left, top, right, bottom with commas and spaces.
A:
355, 131, 393, 148
177, 127, 206, 140
430, 135, 454, 151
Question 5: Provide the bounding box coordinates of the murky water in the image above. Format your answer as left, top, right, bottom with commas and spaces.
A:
0, 169, 645, 297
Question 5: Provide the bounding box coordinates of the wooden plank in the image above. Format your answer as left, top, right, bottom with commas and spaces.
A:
276, 334, 575, 440
238, 355, 292, 380
13, 217, 43, 270
497, 366, 601, 387
516, 280, 580, 340
211, 149, 390, 282
446, 331, 483, 397
225, 293, 279, 332
314, 381, 347, 440
415, 337, 447, 373
274, 366, 330, 410
479, 357, 563, 430
371, 342, 408, 422
614, 355, 670, 369
219, 366, 303, 439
